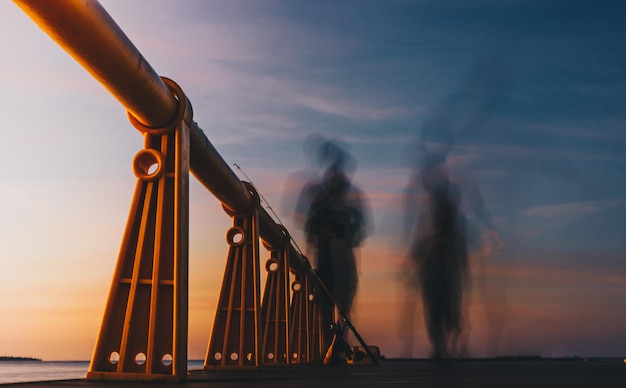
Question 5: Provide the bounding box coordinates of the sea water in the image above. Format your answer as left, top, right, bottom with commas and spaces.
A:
0, 360, 205, 384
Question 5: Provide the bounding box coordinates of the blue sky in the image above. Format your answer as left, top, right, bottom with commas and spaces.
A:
0, 0, 625, 360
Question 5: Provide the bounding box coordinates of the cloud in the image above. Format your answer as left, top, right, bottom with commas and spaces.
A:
291, 94, 408, 121
478, 261, 626, 291
100, 0, 419, 138
516, 200, 614, 239
514, 199, 625, 242
523, 200, 603, 220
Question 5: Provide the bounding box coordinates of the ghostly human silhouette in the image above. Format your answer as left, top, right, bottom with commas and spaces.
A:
399, 55, 509, 359
405, 146, 469, 359
295, 138, 369, 351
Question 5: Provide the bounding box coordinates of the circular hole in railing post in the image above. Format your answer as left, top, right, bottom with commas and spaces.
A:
132, 149, 164, 182
226, 227, 245, 246
230, 353, 239, 361
292, 281, 302, 292
135, 352, 146, 365
214, 352, 222, 361
108, 352, 120, 365
161, 354, 173, 366
266, 258, 280, 273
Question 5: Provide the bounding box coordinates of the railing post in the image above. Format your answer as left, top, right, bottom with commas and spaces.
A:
260, 227, 292, 365
86, 78, 191, 382
204, 183, 262, 368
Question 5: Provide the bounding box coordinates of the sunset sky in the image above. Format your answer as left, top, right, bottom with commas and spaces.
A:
1, 0, 625, 361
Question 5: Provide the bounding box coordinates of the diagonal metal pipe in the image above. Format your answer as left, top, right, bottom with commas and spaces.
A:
14, 0, 303, 268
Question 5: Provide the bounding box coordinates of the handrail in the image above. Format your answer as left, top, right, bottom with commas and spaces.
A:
14, 0, 305, 270
14, 1, 379, 366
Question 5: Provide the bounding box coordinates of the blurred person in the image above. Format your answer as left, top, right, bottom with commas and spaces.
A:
401, 131, 470, 358
296, 138, 370, 355
402, 139, 503, 359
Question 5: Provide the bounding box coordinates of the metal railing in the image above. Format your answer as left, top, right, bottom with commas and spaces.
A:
14, 0, 377, 381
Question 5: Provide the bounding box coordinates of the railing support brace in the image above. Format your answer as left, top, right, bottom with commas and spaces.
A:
205, 183, 262, 367
87, 78, 191, 382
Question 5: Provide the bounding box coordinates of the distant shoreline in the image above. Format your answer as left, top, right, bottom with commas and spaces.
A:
0, 356, 42, 362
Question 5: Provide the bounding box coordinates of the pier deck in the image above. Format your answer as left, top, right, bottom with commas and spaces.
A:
3, 359, 625, 387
